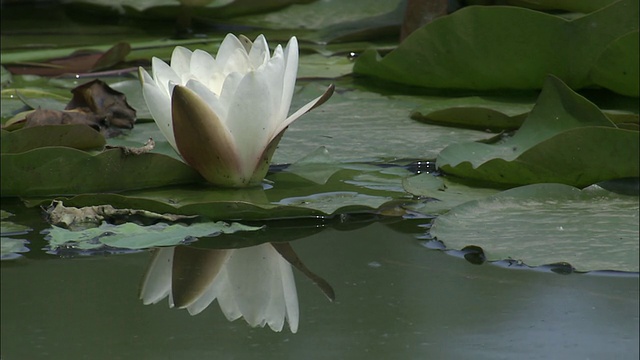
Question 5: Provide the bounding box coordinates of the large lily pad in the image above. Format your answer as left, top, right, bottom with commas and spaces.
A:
430, 183, 640, 272
590, 30, 640, 97
354, 0, 639, 93
1, 147, 202, 196
1, 124, 105, 153
275, 82, 495, 164
402, 173, 501, 215
411, 94, 638, 131
436, 76, 639, 187
27, 165, 416, 221
410, 95, 536, 131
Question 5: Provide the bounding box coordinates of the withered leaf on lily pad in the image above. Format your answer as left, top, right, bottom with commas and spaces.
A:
5, 42, 131, 77
16, 79, 136, 138
66, 79, 137, 130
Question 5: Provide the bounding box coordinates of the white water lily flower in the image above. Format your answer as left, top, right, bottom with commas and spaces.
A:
140, 244, 299, 333
139, 34, 334, 187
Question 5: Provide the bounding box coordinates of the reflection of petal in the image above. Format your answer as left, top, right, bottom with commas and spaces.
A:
223, 244, 299, 332
139, 248, 174, 305
171, 247, 230, 309
140, 243, 301, 333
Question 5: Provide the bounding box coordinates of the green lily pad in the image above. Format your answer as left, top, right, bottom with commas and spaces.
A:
402, 173, 501, 215
354, 0, 639, 93
1, 66, 11, 88
231, 0, 402, 31
275, 82, 495, 164
44, 221, 263, 251
410, 93, 638, 131
411, 95, 536, 131
436, 76, 639, 187
590, 30, 639, 97
1, 147, 202, 196
23, 164, 419, 220
298, 54, 354, 79
430, 183, 640, 272
1, 124, 106, 153
508, 0, 620, 13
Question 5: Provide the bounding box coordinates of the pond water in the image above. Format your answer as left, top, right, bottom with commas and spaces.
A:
2, 1, 639, 359
2, 198, 638, 359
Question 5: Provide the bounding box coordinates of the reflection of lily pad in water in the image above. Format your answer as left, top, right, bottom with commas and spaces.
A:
430, 183, 640, 272
1, 237, 30, 260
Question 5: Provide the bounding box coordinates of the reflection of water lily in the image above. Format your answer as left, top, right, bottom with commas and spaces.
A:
139, 34, 334, 187
140, 244, 300, 332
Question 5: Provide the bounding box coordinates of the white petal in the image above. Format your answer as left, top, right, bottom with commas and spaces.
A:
141, 77, 178, 151
191, 49, 219, 91
218, 71, 243, 119
280, 37, 299, 121
152, 57, 181, 97
248, 34, 270, 68
184, 79, 228, 122
270, 84, 335, 144
216, 33, 247, 66
224, 70, 273, 177
263, 45, 286, 133
222, 48, 252, 75
171, 46, 193, 78
139, 248, 174, 305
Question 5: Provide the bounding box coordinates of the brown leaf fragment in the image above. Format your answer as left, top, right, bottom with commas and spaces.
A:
66, 79, 137, 130
44, 200, 198, 230
24, 108, 102, 132
105, 138, 156, 156
12, 79, 136, 138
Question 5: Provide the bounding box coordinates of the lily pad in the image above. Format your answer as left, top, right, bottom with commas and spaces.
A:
430, 183, 640, 272
44, 221, 263, 251
1, 147, 202, 196
354, 0, 639, 93
1, 124, 106, 153
402, 173, 501, 215
411, 95, 536, 131
436, 76, 639, 187
590, 30, 640, 97
24, 164, 419, 220
275, 82, 495, 164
